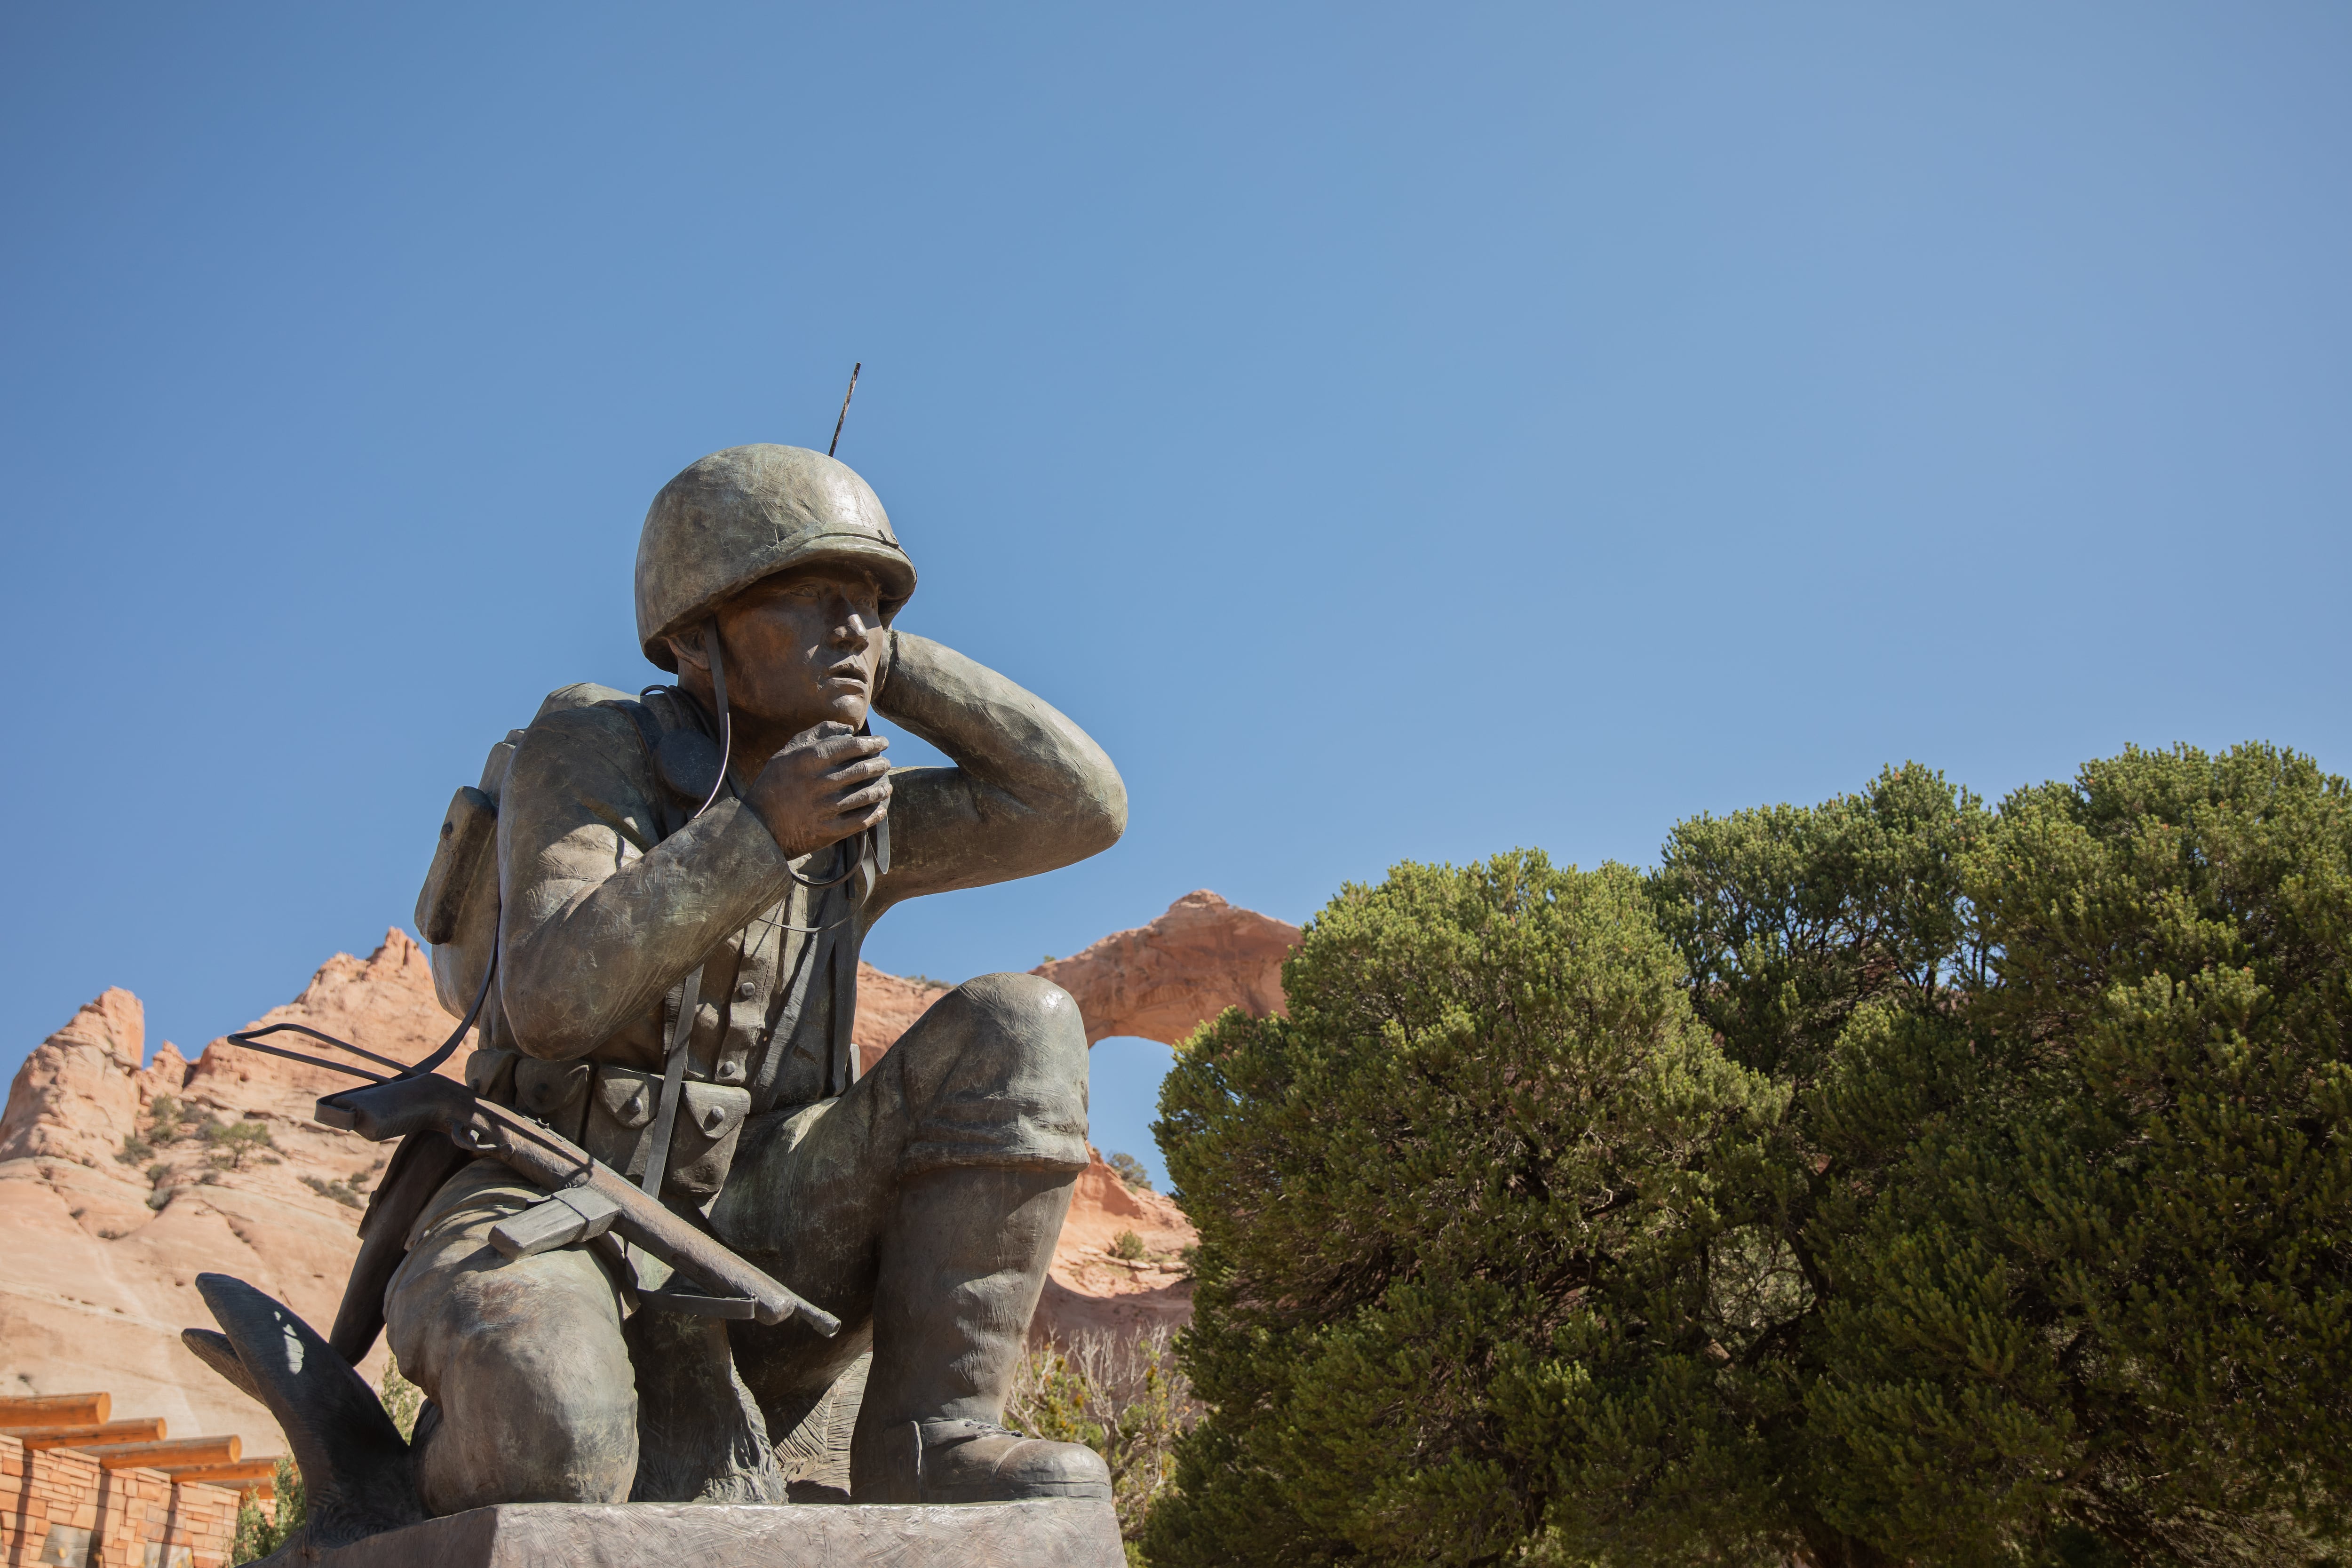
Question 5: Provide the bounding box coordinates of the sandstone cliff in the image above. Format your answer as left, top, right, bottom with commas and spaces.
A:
1034, 890, 1299, 1045
0, 893, 1299, 1452
0, 935, 453, 1462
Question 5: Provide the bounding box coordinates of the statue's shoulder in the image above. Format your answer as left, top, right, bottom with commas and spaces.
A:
509, 684, 662, 785
522, 683, 699, 752
509, 684, 710, 837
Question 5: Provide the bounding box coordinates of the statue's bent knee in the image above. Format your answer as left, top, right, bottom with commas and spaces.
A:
422, 1367, 636, 1512
896, 973, 1090, 1176
394, 1232, 638, 1513
930, 971, 1085, 1071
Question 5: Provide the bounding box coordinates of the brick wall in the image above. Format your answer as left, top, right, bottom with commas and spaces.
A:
0, 1437, 239, 1568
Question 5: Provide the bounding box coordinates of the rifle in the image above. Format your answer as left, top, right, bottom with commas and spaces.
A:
315, 1072, 838, 1335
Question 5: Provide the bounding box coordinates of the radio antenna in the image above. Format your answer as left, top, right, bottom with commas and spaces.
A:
828, 362, 861, 456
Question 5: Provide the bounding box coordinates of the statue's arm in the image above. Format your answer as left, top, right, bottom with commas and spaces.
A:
495, 706, 794, 1060
867, 631, 1126, 912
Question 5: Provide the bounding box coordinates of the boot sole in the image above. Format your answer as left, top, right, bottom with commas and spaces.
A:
922, 1480, 1115, 1504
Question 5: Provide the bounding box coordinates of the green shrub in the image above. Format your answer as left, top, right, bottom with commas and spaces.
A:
1111, 1228, 1148, 1261
379, 1354, 422, 1441
1109, 1151, 1155, 1190
1801, 747, 2352, 1563
205, 1119, 277, 1171
229, 1456, 303, 1563
1146, 852, 1764, 1566
302, 1173, 367, 1209
1150, 748, 2352, 1567
1010, 1330, 1198, 1557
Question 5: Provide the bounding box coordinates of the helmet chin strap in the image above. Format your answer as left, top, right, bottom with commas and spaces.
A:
694, 616, 732, 820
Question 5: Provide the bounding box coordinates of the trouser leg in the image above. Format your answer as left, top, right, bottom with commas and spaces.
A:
711, 971, 1103, 1501
384, 1160, 637, 1515
849, 1165, 1085, 1499
625, 1304, 785, 1504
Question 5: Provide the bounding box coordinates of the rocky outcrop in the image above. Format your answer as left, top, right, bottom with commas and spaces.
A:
0, 893, 1297, 1453
851, 963, 953, 1075
0, 934, 454, 1463
1032, 1146, 1197, 1345
1034, 891, 1299, 1045
0, 988, 167, 1173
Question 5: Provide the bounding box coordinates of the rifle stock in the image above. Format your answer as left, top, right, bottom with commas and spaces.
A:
317, 1074, 838, 1336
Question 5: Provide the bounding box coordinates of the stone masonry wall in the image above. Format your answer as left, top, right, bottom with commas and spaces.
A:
0, 1436, 236, 1568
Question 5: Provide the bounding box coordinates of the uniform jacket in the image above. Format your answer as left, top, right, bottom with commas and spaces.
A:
471, 630, 1124, 1177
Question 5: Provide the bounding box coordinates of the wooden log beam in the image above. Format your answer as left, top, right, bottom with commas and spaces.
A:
74, 1435, 240, 1471
160, 1457, 278, 1493
8, 1418, 166, 1449
0, 1392, 109, 1428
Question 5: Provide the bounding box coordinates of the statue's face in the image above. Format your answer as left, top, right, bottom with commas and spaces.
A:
701, 563, 887, 733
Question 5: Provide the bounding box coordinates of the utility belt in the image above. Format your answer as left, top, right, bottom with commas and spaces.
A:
466, 1048, 752, 1203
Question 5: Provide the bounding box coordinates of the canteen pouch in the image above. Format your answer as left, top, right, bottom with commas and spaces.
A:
512, 1058, 593, 1144
582, 1065, 748, 1200
584, 1065, 660, 1185
667, 1082, 751, 1199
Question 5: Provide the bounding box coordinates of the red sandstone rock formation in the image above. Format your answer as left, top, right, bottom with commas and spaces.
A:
1033, 890, 1299, 1045
1018, 890, 1302, 1344
1032, 1146, 1198, 1346
852, 963, 952, 1075
0, 934, 453, 1461
0, 892, 1298, 1452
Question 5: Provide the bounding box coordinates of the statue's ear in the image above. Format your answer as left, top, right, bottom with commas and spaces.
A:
666, 626, 710, 676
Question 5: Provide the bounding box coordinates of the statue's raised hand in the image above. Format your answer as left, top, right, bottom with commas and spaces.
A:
746, 721, 891, 859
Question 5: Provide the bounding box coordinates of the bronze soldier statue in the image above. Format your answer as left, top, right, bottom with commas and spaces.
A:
345, 444, 1125, 1512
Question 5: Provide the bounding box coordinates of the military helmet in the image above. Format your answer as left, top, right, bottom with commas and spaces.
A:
634, 444, 917, 671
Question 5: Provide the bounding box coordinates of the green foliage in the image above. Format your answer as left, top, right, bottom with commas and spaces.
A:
205, 1119, 278, 1171
1009, 1330, 1199, 1553
1151, 748, 2352, 1567
1803, 745, 2352, 1563
302, 1172, 367, 1209
1111, 1227, 1149, 1261
1109, 1151, 1155, 1190
1145, 852, 1765, 1567
230, 1456, 304, 1563
148, 1093, 187, 1141
122, 1093, 192, 1165
379, 1353, 423, 1441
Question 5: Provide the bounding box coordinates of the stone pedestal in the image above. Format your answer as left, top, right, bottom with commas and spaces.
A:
289, 1498, 1125, 1567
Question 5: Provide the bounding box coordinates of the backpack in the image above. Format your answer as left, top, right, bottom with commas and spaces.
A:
413, 682, 705, 1046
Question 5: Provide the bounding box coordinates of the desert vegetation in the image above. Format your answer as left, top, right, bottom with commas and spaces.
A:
1010, 1329, 1201, 1558
1147, 744, 2352, 1567
118, 1092, 282, 1175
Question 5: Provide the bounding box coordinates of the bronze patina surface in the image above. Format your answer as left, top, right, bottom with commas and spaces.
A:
194, 445, 1128, 1556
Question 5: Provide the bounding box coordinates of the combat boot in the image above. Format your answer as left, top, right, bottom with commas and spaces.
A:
867, 1416, 1111, 1504
851, 1166, 1111, 1505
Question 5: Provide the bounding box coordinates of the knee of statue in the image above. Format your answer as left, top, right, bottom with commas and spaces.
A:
970, 971, 1086, 1053
418, 1379, 639, 1512
409, 1281, 641, 1512
919, 972, 1088, 1085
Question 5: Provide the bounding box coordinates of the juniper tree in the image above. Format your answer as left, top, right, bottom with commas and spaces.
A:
1145, 854, 1768, 1566
1148, 747, 2352, 1567
1802, 746, 2352, 1563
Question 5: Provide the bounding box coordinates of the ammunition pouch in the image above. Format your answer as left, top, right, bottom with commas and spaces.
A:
465, 1046, 518, 1102
463, 1049, 749, 1202
513, 1057, 591, 1141
582, 1065, 749, 1202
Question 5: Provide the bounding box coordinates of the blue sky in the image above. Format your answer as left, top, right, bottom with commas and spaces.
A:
3, 4, 2345, 1186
